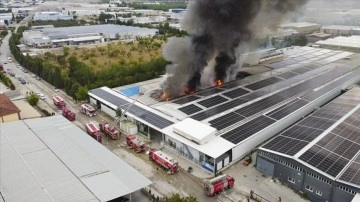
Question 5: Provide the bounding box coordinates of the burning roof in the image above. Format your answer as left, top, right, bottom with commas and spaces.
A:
162, 0, 309, 97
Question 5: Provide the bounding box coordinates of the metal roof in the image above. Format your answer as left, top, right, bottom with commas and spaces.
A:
0, 116, 151, 202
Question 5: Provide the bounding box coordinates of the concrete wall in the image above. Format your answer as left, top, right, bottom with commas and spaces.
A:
1, 113, 19, 123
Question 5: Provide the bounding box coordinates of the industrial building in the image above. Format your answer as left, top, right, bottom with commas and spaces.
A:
257, 87, 360, 202
88, 46, 360, 175
0, 116, 151, 201
320, 25, 360, 36
279, 22, 320, 34
315, 35, 360, 52
23, 24, 158, 47
33, 11, 73, 21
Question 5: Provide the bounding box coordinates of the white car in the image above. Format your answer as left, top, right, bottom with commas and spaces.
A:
7, 57, 12, 62
3, 60, 7, 64
36, 93, 46, 100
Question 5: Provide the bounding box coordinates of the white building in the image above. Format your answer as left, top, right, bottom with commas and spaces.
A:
33, 11, 73, 21
316, 35, 360, 52
320, 25, 360, 36
280, 22, 320, 34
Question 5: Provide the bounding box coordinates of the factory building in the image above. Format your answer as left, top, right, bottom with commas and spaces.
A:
279, 22, 320, 34
23, 24, 158, 47
320, 25, 360, 36
257, 87, 360, 202
88, 46, 360, 175
0, 116, 151, 201
315, 35, 360, 52
33, 11, 73, 21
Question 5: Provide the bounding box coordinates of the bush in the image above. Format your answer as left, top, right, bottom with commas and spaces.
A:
27, 94, 39, 106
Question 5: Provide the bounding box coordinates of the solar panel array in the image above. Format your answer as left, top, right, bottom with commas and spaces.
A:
89, 88, 174, 129
207, 65, 357, 134
198, 95, 228, 108
173, 95, 201, 105
244, 77, 283, 91
299, 108, 360, 177
262, 95, 358, 157
178, 104, 202, 115
340, 155, 360, 187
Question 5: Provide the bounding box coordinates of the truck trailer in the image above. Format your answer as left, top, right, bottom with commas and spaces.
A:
62, 107, 76, 121
85, 122, 102, 143
204, 174, 235, 196
53, 96, 66, 109
80, 103, 96, 117
126, 135, 145, 153
149, 149, 179, 174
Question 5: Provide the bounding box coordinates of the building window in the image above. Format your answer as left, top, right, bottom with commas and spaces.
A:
316, 190, 322, 196
288, 177, 295, 183
305, 185, 313, 192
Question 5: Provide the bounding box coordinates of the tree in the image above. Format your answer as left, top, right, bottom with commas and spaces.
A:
115, 107, 122, 117
160, 193, 198, 202
76, 86, 89, 101
27, 94, 39, 106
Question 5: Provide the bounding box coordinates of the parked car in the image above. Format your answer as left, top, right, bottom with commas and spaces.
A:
36, 93, 46, 100
9, 72, 15, 77
3, 60, 7, 64
22, 68, 29, 73
18, 77, 27, 84
35, 76, 41, 80
7, 57, 12, 62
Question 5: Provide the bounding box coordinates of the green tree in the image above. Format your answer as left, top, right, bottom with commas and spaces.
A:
115, 107, 122, 117
27, 94, 39, 106
75, 86, 89, 101
160, 193, 198, 202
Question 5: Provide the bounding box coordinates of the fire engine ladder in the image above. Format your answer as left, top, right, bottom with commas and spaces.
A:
109, 98, 137, 129
183, 143, 193, 160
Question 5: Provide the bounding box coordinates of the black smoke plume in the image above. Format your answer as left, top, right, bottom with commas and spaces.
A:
162, 0, 309, 97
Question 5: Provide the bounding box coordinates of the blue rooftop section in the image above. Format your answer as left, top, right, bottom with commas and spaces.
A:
120, 86, 140, 97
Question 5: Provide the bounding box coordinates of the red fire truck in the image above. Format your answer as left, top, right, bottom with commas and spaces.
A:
204, 174, 235, 196
80, 103, 96, 117
99, 122, 119, 140
62, 107, 76, 121
126, 135, 145, 153
53, 96, 66, 109
85, 122, 102, 143
149, 149, 179, 174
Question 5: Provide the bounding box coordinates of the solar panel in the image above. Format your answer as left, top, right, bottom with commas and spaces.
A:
266, 99, 308, 120
277, 71, 298, 79
292, 67, 311, 74
221, 80, 243, 89
221, 116, 276, 144
128, 105, 174, 129
90, 88, 174, 129
339, 162, 360, 186
191, 98, 248, 121
198, 95, 228, 108
90, 88, 128, 107
263, 136, 309, 156
209, 112, 245, 130
235, 94, 286, 117
222, 88, 249, 99
244, 77, 283, 91
173, 95, 201, 104
297, 116, 337, 130
178, 104, 203, 115
196, 88, 224, 96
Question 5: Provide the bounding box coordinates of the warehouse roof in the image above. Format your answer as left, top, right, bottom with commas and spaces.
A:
0, 116, 151, 201
39, 24, 158, 39
316, 35, 360, 49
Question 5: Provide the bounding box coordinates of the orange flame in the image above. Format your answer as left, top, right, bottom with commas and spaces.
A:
216, 79, 223, 86
160, 92, 171, 101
